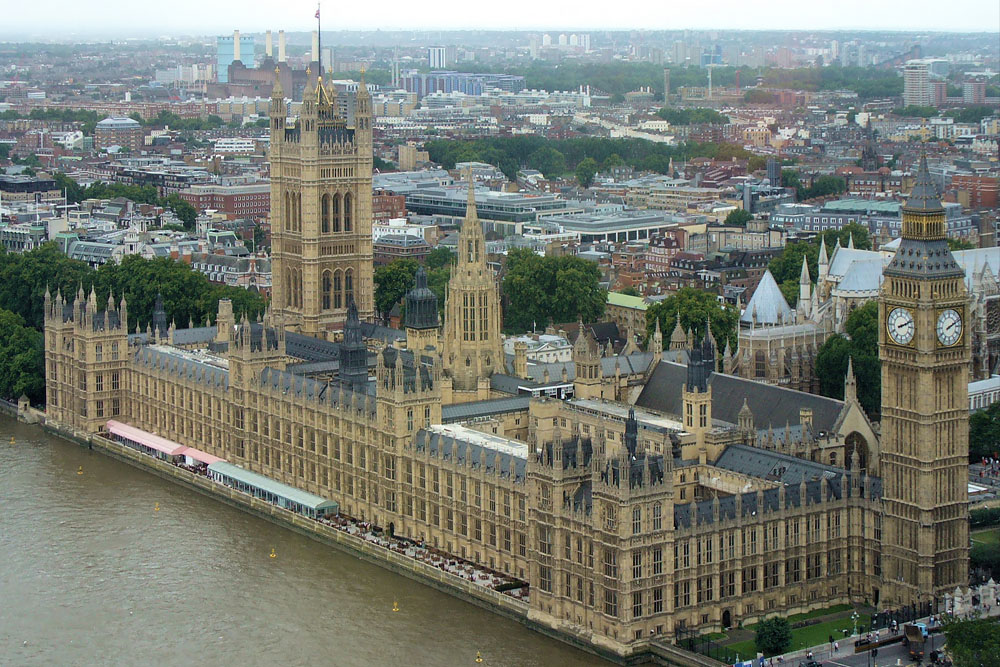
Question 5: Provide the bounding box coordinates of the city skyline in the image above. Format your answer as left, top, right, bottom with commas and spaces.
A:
2, 0, 999, 38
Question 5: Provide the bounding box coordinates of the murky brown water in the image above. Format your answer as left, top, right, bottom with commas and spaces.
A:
0, 417, 606, 666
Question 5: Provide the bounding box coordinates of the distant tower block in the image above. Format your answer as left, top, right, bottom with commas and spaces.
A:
663, 68, 670, 104
312, 30, 319, 65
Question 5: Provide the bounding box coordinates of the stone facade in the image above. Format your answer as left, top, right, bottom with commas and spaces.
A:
41, 121, 970, 659
270, 70, 375, 335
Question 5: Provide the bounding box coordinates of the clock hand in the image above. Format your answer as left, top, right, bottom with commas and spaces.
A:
896, 322, 909, 330
946, 322, 955, 332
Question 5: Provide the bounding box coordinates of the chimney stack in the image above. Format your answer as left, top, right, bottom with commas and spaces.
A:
278, 30, 286, 62
311, 30, 319, 65
265, 30, 273, 58
233, 29, 241, 62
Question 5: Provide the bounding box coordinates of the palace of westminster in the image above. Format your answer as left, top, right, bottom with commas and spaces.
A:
42, 72, 970, 658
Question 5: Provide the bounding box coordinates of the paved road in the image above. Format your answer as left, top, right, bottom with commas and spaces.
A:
820, 632, 942, 667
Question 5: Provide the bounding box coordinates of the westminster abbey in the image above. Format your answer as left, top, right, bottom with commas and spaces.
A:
42, 73, 968, 659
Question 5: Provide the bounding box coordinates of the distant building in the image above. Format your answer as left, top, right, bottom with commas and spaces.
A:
217, 30, 255, 83
178, 183, 271, 220
0, 175, 60, 203
94, 117, 144, 154
903, 60, 932, 107
373, 233, 431, 266
428, 46, 447, 70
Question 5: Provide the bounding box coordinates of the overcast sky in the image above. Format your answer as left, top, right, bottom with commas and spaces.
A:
3, 0, 999, 37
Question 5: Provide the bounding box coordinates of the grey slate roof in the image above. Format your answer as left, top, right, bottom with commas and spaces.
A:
442, 395, 532, 423
414, 428, 527, 482
635, 361, 845, 432
285, 332, 342, 362
135, 345, 229, 388
740, 269, 792, 325
172, 326, 216, 345
673, 449, 881, 529
714, 444, 844, 484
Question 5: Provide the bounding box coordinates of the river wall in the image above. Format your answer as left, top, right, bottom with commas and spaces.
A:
28, 408, 719, 667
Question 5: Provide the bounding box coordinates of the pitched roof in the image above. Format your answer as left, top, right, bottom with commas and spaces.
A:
740, 269, 792, 325
903, 154, 944, 214
635, 361, 845, 432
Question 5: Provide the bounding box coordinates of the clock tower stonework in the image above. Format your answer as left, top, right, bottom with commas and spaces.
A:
879, 156, 969, 606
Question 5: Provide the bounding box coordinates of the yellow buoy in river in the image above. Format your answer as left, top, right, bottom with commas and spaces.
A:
475, 651, 484, 663
269, 548, 277, 559
77, 466, 83, 475
392, 600, 399, 612
154, 502, 160, 512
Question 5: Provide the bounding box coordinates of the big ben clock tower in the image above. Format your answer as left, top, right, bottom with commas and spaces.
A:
879, 155, 969, 606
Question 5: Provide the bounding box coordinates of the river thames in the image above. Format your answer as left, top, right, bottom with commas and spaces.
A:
0, 417, 605, 666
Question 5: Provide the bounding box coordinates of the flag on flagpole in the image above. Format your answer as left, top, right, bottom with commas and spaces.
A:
315, 7, 320, 18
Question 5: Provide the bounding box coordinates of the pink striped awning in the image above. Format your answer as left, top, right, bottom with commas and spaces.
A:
106, 420, 186, 457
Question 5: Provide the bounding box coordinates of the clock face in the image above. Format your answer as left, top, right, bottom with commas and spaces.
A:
937, 309, 962, 347
887, 307, 915, 345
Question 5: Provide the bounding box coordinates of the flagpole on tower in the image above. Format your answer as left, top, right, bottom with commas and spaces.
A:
315, 3, 322, 79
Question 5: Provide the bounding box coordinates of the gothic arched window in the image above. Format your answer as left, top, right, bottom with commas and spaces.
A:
343, 193, 353, 232
321, 194, 331, 234
322, 271, 332, 310
344, 268, 354, 307
332, 194, 341, 233
333, 271, 343, 309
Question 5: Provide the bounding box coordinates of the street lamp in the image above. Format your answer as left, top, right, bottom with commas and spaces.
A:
851, 611, 860, 637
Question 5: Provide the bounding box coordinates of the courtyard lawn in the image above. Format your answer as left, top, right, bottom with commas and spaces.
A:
972, 527, 1000, 545
726, 617, 858, 658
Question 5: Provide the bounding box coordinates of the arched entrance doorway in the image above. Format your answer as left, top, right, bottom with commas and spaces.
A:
387, 522, 395, 538
844, 432, 869, 471
722, 609, 732, 629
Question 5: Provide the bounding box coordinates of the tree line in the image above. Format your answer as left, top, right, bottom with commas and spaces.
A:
425, 135, 756, 180
372, 248, 607, 334
0, 244, 266, 404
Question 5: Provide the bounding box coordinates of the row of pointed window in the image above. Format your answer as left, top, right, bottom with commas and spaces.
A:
282, 191, 354, 234
283, 268, 355, 312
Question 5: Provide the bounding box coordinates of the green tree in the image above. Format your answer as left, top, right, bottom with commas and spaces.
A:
970, 402, 1000, 462
948, 237, 976, 251
373, 259, 419, 323
0, 309, 45, 404
619, 286, 640, 297
644, 287, 739, 355
601, 153, 625, 170
893, 105, 938, 118
425, 246, 455, 270
656, 107, 729, 125
814, 301, 881, 417
942, 617, 1000, 667
527, 146, 566, 178
165, 194, 197, 229
501, 249, 606, 332
725, 208, 753, 226
0, 244, 93, 330
575, 157, 598, 188
755, 617, 792, 657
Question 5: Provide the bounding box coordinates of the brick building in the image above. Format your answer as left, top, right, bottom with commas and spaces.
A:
179, 182, 271, 220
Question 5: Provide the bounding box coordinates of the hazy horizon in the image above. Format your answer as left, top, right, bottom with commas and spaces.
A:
1, 0, 998, 40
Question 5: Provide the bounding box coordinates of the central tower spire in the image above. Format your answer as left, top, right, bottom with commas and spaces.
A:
441, 173, 503, 401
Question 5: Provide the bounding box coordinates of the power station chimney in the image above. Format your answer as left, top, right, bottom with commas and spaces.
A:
233, 29, 241, 62
265, 30, 273, 58
278, 30, 286, 62
311, 30, 319, 65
